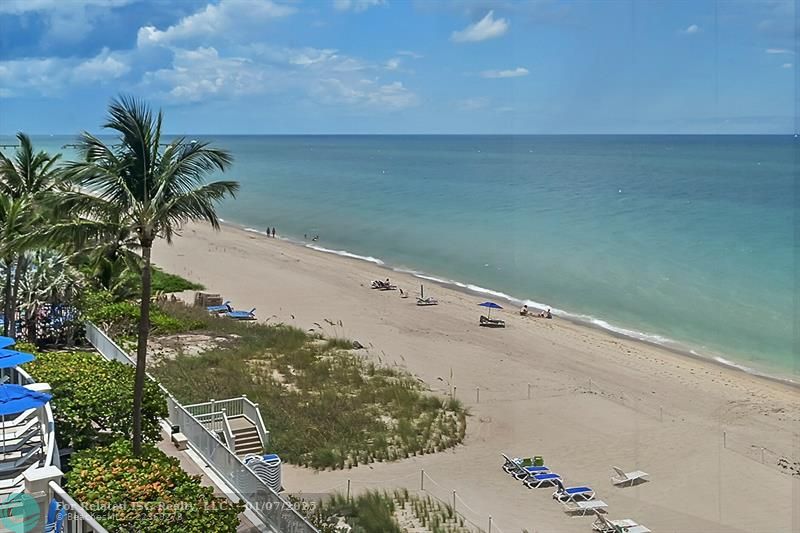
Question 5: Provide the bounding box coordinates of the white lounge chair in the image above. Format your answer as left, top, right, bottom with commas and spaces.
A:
562, 499, 607, 515
592, 512, 651, 533
611, 466, 649, 486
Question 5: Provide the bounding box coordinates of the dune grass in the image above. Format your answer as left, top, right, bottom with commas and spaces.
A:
303, 489, 478, 533
150, 301, 467, 469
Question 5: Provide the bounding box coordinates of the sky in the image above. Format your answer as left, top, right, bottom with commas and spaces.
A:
0, 0, 796, 134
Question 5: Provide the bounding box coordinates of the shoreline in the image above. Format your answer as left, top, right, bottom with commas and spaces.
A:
230, 220, 797, 389
156, 220, 798, 533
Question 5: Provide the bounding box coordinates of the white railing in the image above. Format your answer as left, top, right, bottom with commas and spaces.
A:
84, 322, 135, 365
85, 321, 319, 533
221, 409, 236, 451
185, 395, 270, 451
48, 480, 109, 533
242, 396, 270, 450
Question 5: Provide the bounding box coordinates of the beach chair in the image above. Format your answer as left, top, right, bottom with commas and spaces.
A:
611, 466, 649, 486
552, 479, 595, 502
226, 308, 256, 320
592, 512, 651, 533
207, 301, 232, 314
524, 472, 562, 488
479, 315, 505, 328
562, 499, 607, 515
519, 465, 550, 480
501, 453, 519, 474
416, 296, 438, 306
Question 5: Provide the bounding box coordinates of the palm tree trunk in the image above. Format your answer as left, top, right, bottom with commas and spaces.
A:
10, 255, 24, 338
2, 258, 11, 337
132, 243, 153, 456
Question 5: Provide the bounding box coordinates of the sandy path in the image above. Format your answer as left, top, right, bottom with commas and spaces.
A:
153, 223, 799, 533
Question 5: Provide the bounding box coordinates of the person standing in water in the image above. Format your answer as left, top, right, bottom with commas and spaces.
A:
271, 227, 276, 238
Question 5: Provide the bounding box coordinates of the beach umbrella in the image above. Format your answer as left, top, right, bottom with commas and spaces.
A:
0, 384, 52, 457
0, 349, 34, 369
478, 301, 503, 319
0, 337, 14, 350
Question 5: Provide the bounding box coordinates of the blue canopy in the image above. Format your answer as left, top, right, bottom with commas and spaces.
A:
0, 384, 51, 416
0, 337, 14, 349
478, 301, 503, 309
0, 349, 35, 369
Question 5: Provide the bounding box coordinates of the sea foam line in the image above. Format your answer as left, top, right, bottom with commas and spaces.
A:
233, 222, 795, 384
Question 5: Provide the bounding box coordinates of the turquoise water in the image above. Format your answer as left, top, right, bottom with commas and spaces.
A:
10, 135, 797, 379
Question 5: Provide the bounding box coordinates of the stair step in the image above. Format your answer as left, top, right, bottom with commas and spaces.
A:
232, 427, 258, 435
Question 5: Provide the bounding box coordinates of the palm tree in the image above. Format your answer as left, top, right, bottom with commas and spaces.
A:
0, 134, 63, 337
62, 96, 238, 455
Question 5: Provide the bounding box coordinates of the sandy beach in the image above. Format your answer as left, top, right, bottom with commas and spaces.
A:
153, 222, 799, 533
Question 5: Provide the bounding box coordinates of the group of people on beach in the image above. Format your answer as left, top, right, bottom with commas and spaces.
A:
520, 304, 552, 319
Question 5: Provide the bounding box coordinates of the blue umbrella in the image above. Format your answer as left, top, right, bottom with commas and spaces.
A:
0, 384, 52, 456
0, 384, 51, 416
478, 301, 503, 319
0, 337, 14, 350
0, 349, 34, 369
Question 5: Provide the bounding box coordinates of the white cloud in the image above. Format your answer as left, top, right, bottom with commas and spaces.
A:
313, 78, 417, 109
333, 0, 386, 12
141, 47, 265, 102
766, 48, 793, 54
781, 63, 793, 69
0, 48, 130, 97
681, 24, 700, 34
385, 58, 401, 70
397, 50, 423, 59
481, 67, 528, 78
451, 10, 509, 43
0, 0, 132, 14
137, 0, 294, 47
72, 48, 130, 81
456, 97, 489, 110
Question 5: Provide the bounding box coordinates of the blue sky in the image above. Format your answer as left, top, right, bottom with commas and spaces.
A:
0, 0, 796, 134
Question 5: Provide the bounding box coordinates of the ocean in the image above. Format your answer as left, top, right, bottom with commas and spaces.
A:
9, 134, 797, 380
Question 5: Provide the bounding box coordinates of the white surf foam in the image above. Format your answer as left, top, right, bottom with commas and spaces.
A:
305, 244, 385, 266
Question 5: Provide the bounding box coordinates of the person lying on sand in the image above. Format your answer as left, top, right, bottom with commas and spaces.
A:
537, 308, 552, 319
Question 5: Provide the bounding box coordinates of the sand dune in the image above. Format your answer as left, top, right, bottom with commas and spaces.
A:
154, 222, 799, 533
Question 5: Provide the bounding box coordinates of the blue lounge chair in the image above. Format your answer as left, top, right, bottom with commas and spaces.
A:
524, 472, 561, 488
226, 308, 256, 320
520, 465, 550, 482
207, 301, 232, 313
43, 499, 65, 533
552, 479, 595, 502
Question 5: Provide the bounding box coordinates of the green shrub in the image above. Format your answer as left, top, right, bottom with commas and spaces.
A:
67, 440, 243, 533
26, 350, 167, 452
82, 289, 206, 337
150, 268, 204, 293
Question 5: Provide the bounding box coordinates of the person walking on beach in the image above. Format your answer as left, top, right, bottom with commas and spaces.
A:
271, 227, 276, 238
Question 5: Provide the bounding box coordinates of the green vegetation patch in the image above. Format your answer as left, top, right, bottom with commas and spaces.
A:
150, 267, 205, 293
150, 302, 467, 470
26, 350, 167, 452
67, 440, 243, 533
303, 489, 476, 533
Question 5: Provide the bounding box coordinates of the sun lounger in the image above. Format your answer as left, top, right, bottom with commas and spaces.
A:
500, 454, 541, 478
226, 308, 256, 320
552, 479, 595, 502
562, 499, 607, 515
524, 473, 562, 488
519, 465, 550, 481
501, 453, 519, 474
611, 466, 649, 486
592, 512, 651, 533
479, 315, 505, 328
416, 297, 438, 306
207, 301, 232, 313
